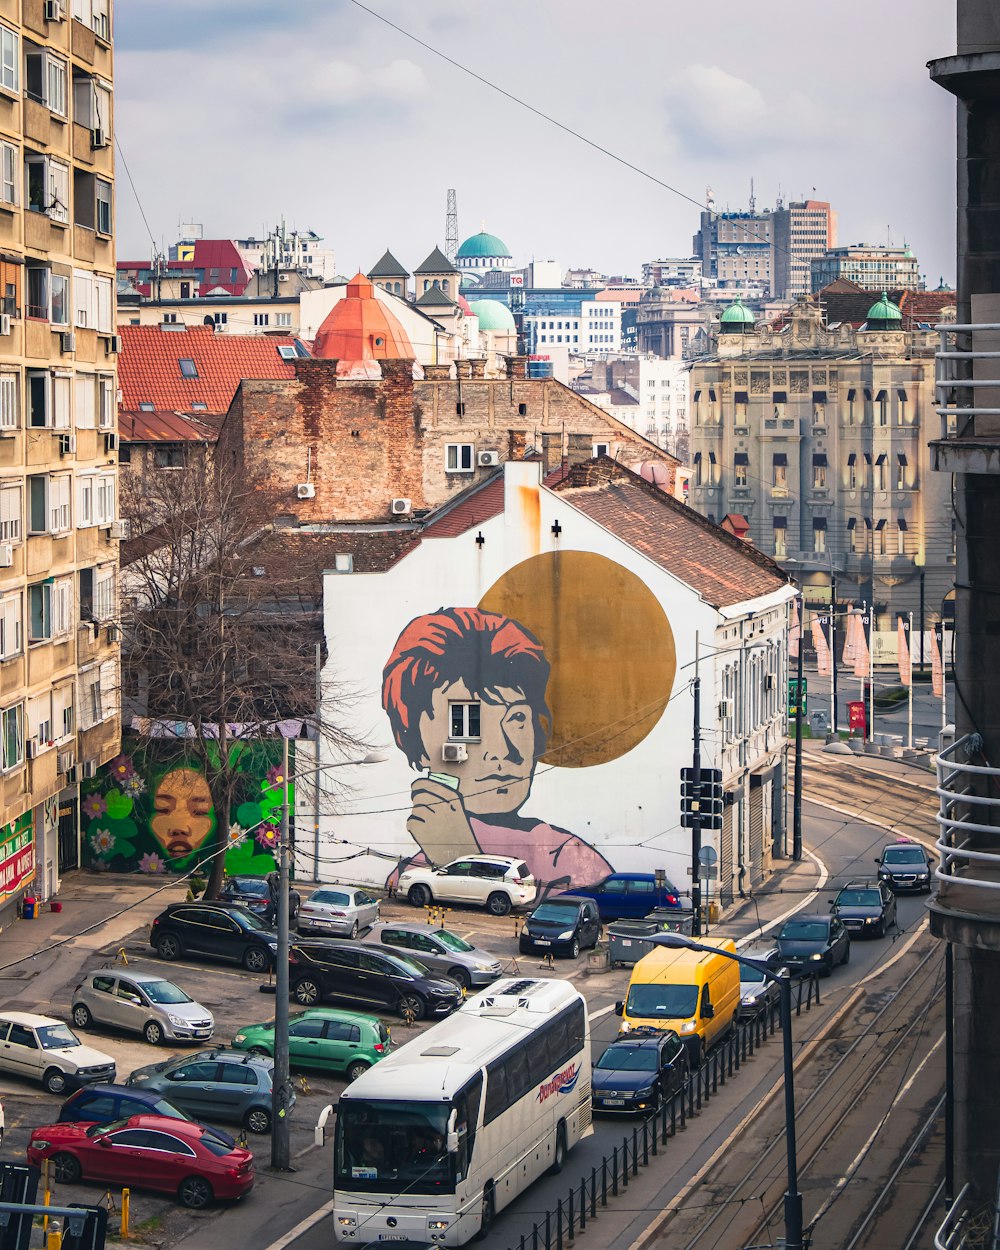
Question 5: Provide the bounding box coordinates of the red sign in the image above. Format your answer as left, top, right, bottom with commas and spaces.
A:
0, 843, 34, 898
847, 700, 867, 737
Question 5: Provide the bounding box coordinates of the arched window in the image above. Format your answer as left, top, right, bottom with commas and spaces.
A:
442, 280, 449, 295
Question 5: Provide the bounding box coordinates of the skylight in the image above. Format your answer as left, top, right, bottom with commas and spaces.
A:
178, 358, 198, 378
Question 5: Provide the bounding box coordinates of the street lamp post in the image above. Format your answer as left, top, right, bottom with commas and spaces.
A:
647, 933, 803, 1250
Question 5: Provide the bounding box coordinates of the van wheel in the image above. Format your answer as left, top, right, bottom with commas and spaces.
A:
487, 892, 511, 916
475, 1183, 495, 1240
549, 1122, 567, 1174
43, 1068, 68, 1095
408, 884, 432, 908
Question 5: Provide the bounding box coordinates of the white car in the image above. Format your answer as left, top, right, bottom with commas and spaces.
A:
297, 887, 380, 939
398, 855, 537, 916
0, 1011, 116, 1094
71, 969, 215, 1045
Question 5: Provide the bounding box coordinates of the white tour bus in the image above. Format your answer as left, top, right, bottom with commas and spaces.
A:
333, 977, 591, 1247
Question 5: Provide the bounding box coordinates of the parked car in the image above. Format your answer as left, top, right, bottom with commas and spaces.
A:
560, 872, 682, 921
217, 873, 301, 924
56, 1084, 236, 1148
875, 841, 934, 893
518, 896, 601, 959
773, 914, 850, 977
127, 1049, 286, 1135
297, 886, 380, 939
72, 969, 214, 1046
591, 1031, 689, 1115
288, 939, 463, 1020
232, 1009, 391, 1082
0, 1012, 115, 1094
832, 880, 898, 937
363, 922, 502, 990
0, 1097, 4, 1149
149, 902, 279, 973
737, 946, 783, 1019
27, 1115, 254, 1209
398, 854, 536, 916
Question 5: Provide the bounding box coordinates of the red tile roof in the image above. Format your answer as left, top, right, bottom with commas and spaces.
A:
421, 465, 569, 539
118, 325, 300, 414
119, 410, 220, 443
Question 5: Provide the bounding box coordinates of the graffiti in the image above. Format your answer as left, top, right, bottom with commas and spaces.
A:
0, 812, 34, 900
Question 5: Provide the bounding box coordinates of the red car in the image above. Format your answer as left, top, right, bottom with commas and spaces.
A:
27, 1114, 254, 1209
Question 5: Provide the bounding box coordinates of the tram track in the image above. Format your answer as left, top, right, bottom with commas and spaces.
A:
801, 755, 939, 847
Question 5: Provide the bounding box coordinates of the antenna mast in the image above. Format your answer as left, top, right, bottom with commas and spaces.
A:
445, 188, 458, 265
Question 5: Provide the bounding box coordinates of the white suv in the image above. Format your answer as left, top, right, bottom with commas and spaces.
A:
399, 855, 537, 916
0, 1011, 116, 1094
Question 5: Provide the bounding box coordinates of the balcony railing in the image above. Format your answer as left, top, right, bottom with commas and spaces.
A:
935, 1184, 993, 1250
936, 323, 1000, 441
935, 735, 1000, 904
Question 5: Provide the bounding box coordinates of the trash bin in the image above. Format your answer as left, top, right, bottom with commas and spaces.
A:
607, 920, 660, 968
22, 896, 36, 919
646, 907, 695, 935
810, 710, 828, 737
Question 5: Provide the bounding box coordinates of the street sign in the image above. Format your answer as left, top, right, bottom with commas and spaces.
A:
686, 865, 719, 879
788, 677, 807, 716
698, 846, 718, 866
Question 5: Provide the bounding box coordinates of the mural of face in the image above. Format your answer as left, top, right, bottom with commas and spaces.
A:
418, 680, 536, 816
150, 768, 214, 860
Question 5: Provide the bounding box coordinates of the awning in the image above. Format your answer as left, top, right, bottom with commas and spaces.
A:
898, 517, 908, 530
864, 388, 873, 400
876, 453, 887, 465
693, 390, 701, 402
897, 452, 907, 465
847, 389, 857, 401
772, 452, 788, 466
875, 519, 887, 530
864, 517, 873, 529
708, 451, 717, 464
693, 451, 702, 462
812, 453, 828, 466
847, 452, 857, 466
708, 389, 717, 402
847, 518, 857, 530
734, 452, 749, 465
875, 389, 888, 402
864, 452, 872, 465
896, 388, 908, 401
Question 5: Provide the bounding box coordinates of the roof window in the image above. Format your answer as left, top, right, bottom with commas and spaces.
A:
178, 358, 198, 379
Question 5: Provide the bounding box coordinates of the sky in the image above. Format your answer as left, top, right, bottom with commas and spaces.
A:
114, 0, 958, 286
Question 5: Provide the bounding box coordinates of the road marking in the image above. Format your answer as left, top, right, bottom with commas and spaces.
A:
261, 1199, 335, 1250
736, 847, 829, 947
801, 793, 937, 849
590, 1003, 616, 1021
860, 918, 930, 984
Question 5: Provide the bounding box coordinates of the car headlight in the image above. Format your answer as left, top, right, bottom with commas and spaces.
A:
863, 918, 876, 925
233, 1033, 247, 1044
428, 1221, 449, 1231
809, 953, 824, 961
635, 1086, 655, 1099
167, 1014, 187, 1027
33, 1140, 51, 1151
130, 1073, 150, 1083
679, 1021, 697, 1034
741, 994, 756, 1005
557, 931, 574, 940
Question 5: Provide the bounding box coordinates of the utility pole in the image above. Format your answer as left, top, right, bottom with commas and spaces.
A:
271, 734, 293, 1172
793, 595, 803, 860
680, 634, 723, 933
919, 569, 926, 675
830, 571, 838, 734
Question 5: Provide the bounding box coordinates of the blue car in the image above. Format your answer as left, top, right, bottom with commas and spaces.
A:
561, 873, 682, 921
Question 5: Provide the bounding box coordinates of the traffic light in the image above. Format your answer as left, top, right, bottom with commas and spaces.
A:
680, 768, 723, 829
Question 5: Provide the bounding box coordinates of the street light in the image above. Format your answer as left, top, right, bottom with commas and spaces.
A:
646, 932, 803, 1250
271, 744, 389, 1172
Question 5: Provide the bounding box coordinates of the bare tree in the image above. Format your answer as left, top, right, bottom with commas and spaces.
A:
119, 453, 366, 897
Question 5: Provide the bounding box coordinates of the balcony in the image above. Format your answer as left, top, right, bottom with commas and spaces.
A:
932, 322, 1000, 475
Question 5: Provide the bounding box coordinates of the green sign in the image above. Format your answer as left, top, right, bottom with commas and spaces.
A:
788, 678, 808, 716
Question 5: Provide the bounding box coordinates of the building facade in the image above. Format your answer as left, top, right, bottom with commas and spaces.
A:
0, 0, 121, 919
772, 200, 836, 299
810, 245, 923, 294
694, 209, 773, 291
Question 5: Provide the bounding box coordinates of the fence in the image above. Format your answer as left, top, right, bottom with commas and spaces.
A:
510, 973, 821, 1250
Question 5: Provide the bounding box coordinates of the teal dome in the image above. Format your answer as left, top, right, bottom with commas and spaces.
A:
865, 292, 902, 325
457, 231, 511, 260
720, 295, 755, 330
469, 299, 516, 333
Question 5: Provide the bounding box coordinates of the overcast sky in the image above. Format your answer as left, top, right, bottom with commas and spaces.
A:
114, 0, 958, 285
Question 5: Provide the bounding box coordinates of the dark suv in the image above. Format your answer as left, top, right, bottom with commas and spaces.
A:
592, 1031, 689, 1115
218, 874, 301, 924
561, 873, 681, 921
875, 842, 934, 893
150, 903, 279, 973
288, 940, 462, 1021
519, 896, 601, 958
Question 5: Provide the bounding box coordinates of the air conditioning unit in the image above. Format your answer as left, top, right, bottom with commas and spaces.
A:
478, 451, 500, 467
0, 314, 10, 336
60, 332, 76, 354
109, 519, 130, 540
764, 673, 775, 691
391, 497, 412, 515
106, 334, 121, 354
57, 750, 74, 775
718, 699, 734, 718
296, 483, 315, 500
0, 543, 12, 568
81, 759, 97, 779
441, 743, 468, 764
59, 433, 76, 455
25, 737, 38, 760
278, 273, 289, 282
91, 127, 109, 150
104, 432, 119, 452
44, 0, 64, 20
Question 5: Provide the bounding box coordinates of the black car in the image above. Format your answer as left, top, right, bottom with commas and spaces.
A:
875, 842, 934, 893
518, 896, 601, 959
218, 873, 301, 924
150, 902, 279, 973
288, 939, 463, 1021
773, 913, 850, 977
832, 880, 897, 937
591, 1031, 689, 1115
56, 1084, 236, 1147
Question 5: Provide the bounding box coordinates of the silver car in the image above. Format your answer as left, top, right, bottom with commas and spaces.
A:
297, 886, 380, 938
738, 945, 783, 1019
71, 970, 215, 1046
363, 921, 503, 990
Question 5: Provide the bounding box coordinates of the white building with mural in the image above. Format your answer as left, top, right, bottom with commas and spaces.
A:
316, 459, 795, 907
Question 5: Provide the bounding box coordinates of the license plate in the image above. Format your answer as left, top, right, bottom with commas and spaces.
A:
379, 1236, 407, 1241
602, 1099, 625, 1106
536, 939, 551, 946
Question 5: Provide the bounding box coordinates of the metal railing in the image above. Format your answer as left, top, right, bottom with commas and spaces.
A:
934, 1184, 999, 1250
935, 735, 1000, 896
936, 323, 1000, 440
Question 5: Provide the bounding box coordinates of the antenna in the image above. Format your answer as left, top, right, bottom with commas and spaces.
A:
749, 177, 756, 214
445, 189, 458, 265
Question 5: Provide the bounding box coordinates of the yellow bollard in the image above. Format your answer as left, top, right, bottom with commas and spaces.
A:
121, 1187, 130, 1239
42, 1157, 51, 1233
46, 1227, 62, 1250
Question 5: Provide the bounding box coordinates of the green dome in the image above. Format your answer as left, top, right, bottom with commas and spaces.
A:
720, 295, 755, 329
469, 299, 516, 332
866, 292, 902, 324
457, 231, 511, 260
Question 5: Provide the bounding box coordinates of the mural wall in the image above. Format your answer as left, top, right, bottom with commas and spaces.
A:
0, 811, 34, 903
80, 738, 294, 877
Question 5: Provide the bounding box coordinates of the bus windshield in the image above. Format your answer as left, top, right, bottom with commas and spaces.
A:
336, 1101, 454, 1195
626, 984, 699, 1020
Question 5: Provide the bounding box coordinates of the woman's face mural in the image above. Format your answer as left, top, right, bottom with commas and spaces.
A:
150, 767, 214, 859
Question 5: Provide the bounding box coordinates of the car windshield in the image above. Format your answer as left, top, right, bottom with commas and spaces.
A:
626, 984, 699, 1020
434, 930, 473, 954
313, 890, 350, 906
237, 910, 271, 932
141, 980, 192, 1005
152, 1097, 192, 1119
384, 953, 430, 977
233, 880, 269, 897
336, 1100, 452, 1195
883, 847, 926, 864
596, 1045, 658, 1072
741, 965, 767, 984
530, 903, 580, 923
837, 890, 882, 907
37, 1024, 79, 1049
778, 921, 829, 941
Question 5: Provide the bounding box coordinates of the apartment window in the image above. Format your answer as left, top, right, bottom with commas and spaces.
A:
52, 373, 70, 429
0, 593, 20, 659
863, 452, 872, 487
53, 683, 72, 740
1, 702, 23, 770
95, 276, 112, 332
896, 452, 908, 490
897, 517, 908, 555
153, 445, 185, 469
848, 516, 857, 554
876, 390, 888, 426
96, 179, 111, 235
72, 74, 111, 132
29, 474, 69, 534
449, 701, 480, 740
693, 450, 703, 486
812, 391, 827, 424
213, 312, 228, 327
876, 518, 887, 556
26, 266, 48, 320
79, 661, 115, 729
93, 564, 114, 621
847, 388, 856, 424
0, 140, 16, 207
73, 269, 95, 327
0, 25, 19, 94
0, 372, 17, 431
812, 453, 827, 490
812, 517, 827, 554
26, 47, 67, 116
27, 692, 51, 746
896, 389, 908, 425
50, 273, 69, 326
75, 374, 95, 429
734, 452, 748, 487
772, 452, 788, 490
77, 473, 93, 526
875, 453, 887, 491
772, 391, 787, 417
445, 443, 474, 473
253, 313, 269, 327
97, 375, 113, 428
773, 516, 787, 559
25, 156, 69, 223
276, 312, 292, 327
0, 482, 20, 543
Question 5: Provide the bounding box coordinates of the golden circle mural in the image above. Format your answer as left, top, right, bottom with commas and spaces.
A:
479, 550, 676, 768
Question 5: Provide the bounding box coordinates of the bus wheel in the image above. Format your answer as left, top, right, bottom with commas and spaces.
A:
475, 1184, 495, 1241
549, 1122, 567, 1175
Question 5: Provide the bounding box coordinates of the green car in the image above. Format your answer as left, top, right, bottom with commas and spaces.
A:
231, 1009, 391, 1082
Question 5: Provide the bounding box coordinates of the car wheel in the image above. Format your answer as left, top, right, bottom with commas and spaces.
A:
399, 993, 426, 1021
448, 966, 472, 991
347, 1059, 370, 1083
475, 1183, 495, 1241
875, 919, 886, 939
569, 938, 581, 959
156, 933, 182, 961
841, 942, 851, 966
408, 884, 432, 908
350, 920, 359, 939
245, 1106, 271, 1135
143, 1020, 164, 1046
178, 1175, 214, 1209
248, 1045, 271, 1058
243, 946, 271, 974
51, 1152, 81, 1184
293, 978, 321, 1007
487, 891, 512, 917
71, 1004, 92, 1030
43, 1067, 68, 1095
549, 1122, 567, 1175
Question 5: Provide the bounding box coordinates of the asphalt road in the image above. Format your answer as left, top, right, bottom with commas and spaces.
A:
797, 658, 953, 745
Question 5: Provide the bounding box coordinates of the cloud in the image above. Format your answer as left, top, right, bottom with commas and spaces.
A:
302, 57, 426, 108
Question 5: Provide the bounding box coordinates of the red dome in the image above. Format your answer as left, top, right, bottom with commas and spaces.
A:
313, 273, 414, 375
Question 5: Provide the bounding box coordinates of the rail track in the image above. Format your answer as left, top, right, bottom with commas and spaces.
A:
801, 754, 938, 846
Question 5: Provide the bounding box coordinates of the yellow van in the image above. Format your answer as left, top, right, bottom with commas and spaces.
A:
614, 937, 741, 1065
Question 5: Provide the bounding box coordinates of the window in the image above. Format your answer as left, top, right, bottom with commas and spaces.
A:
213, 312, 228, 327
53, 683, 72, 739
0, 483, 20, 543
276, 312, 292, 327
52, 373, 70, 429
0, 25, 18, 94
75, 374, 95, 429
98, 376, 113, 429
0, 373, 17, 431
96, 178, 111, 235
812, 517, 827, 554
0, 594, 21, 659
772, 453, 787, 490
27, 691, 51, 744
153, 445, 185, 469
445, 443, 474, 473
0, 140, 16, 207
773, 517, 787, 559
26, 266, 48, 321
848, 517, 857, 553
25, 156, 68, 223
812, 453, 827, 490
178, 358, 197, 379
592, 442, 610, 458
73, 269, 95, 327
875, 453, 887, 491
876, 390, 888, 426
95, 472, 114, 525
896, 452, 907, 490
72, 74, 111, 132
734, 452, 748, 487
897, 389, 908, 425
26, 47, 67, 116
1, 702, 22, 770
78, 566, 112, 622
897, 517, 907, 555
876, 518, 887, 556
693, 450, 702, 486
77, 473, 93, 527
253, 313, 269, 327
847, 452, 857, 490
449, 702, 480, 740
79, 664, 102, 728
50, 273, 69, 326
95, 276, 112, 332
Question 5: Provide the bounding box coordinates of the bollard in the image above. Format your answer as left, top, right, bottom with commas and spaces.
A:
578, 1176, 586, 1231
121, 1187, 130, 1239
568, 1183, 576, 1240
42, 1158, 51, 1233
545, 1210, 551, 1250
590, 1167, 597, 1219
611, 1145, 619, 1196
46, 1224, 62, 1250
556, 1197, 564, 1250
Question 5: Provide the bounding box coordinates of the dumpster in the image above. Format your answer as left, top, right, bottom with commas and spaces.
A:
607, 920, 660, 969
22, 896, 36, 919
646, 907, 695, 935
